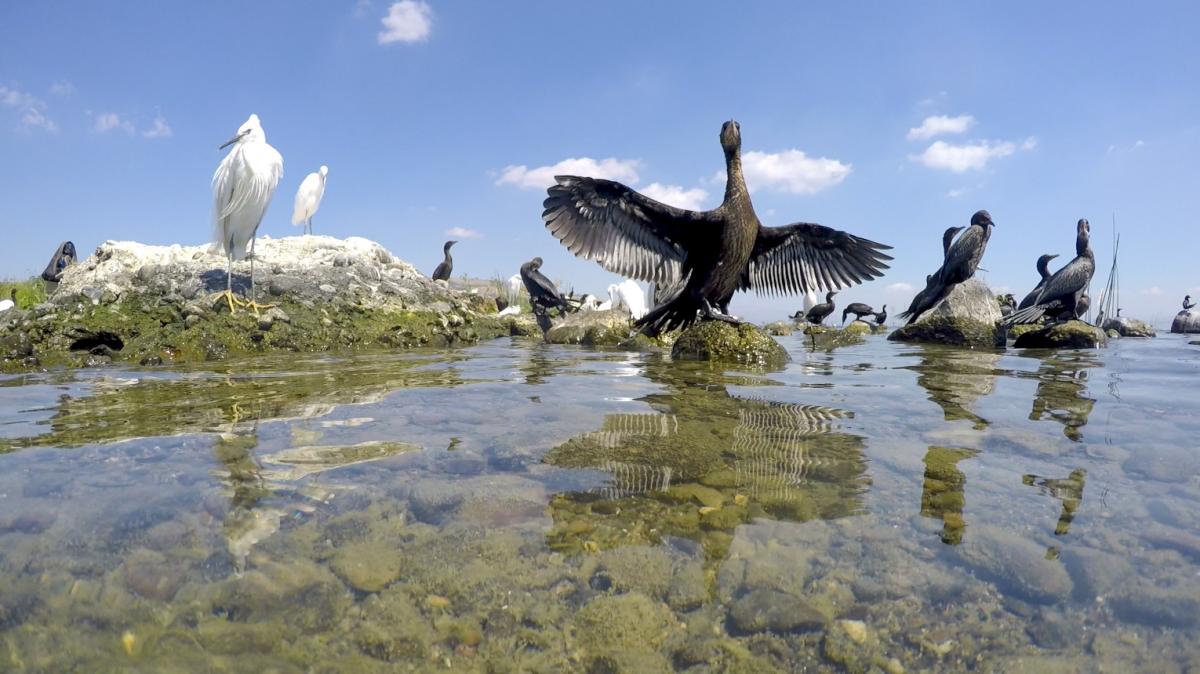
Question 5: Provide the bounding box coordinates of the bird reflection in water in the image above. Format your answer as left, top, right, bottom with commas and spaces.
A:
919, 445, 979, 545
908, 346, 1001, 431
1026, 352, 1098, 441
1023, 469, 1087, 537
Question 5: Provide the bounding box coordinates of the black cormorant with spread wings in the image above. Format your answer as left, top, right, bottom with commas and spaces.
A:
541, 121, 892, 336
1003, 219, 1095, 326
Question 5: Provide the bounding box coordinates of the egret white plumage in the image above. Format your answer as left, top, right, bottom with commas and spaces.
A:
212, 114, 283, 313
291, 165, 327, 235
608, 280, 648, 320
505, 273, 523, 306
0, 289, 15, 313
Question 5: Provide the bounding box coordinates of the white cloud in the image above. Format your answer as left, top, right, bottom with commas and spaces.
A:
909, 140, 1017, 173
445, 226, 482, 239
1134, 139, 1145, 148
885, 282, 915, 294
94, 112, 134, 134
1021, 136, 1038, 151
945, 188, 968, 199
1142, 287, 1162, 297
142, 115, 172, 139
0, 84, 57, 132
640, 183, 709, 210
495, 157, 641, 190
49, 80, 74, 96
906, 114, 974, 141
718, 149, 852, 195
378, 0, 432, 44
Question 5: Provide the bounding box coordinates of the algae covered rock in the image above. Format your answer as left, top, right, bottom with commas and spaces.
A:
1170, 309, 1200, 334
328, 540, 404, 592
1102, 316, 1155, 337
888, 278, 1004, 348
1013, 320, 1107, 349
801, 324, 866, 349
574, 592, 675, 653
957, 525, 1073, 603
762, 321, 794, 336
671, 321, 790, 368
842, 320, 872, 335
544, 308, 632, 345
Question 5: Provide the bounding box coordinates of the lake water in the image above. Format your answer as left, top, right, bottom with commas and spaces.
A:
1, 333, 1198, 672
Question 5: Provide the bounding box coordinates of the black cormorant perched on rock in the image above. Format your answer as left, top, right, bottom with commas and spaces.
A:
541, 121, 892, 336
873, 305, 887, 325
520, 257, 567, 313
842, 302, 874, 324
1185, 295, 1196, 311
805, 291, 837, 325
1017, 254, 1060, 310
431, 240, 457, 281
41, 241, 77, 283
1004, 219, 1095, 326
938, 210, 994, 286
898, 221, 976, 324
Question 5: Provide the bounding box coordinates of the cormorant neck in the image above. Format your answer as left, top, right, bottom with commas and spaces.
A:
724, 151, 746, 204
1076, 233, 1092, 258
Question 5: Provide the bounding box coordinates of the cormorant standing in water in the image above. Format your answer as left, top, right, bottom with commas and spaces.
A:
805, 291, 837, 325
431, 240, 457, 281
899, 222, 974, 324
842, 302, 874, 324
1017, 254, 1060, 310
873, 304, 888, 325
1004, 219, 1095, 326
542, 121, 892, 336
1185, 295, 1196, 311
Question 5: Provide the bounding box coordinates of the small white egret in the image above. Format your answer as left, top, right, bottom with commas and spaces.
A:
291, 165, 328, 235
0, 289, 15, 313
608, 279, 648, 320
212, 114, 283, 313
497, 305, 521, 317
505, 273, 523, 305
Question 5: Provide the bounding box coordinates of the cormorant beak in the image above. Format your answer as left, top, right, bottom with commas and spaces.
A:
219, 129, 250, 150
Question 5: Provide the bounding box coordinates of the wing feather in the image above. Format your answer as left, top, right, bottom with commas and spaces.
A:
743, 222, 892, 295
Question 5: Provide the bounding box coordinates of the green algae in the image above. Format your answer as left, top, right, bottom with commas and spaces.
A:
671, 321, 790, 368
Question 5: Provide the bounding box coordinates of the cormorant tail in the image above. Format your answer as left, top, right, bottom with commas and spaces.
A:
1001, 305, 1047, 327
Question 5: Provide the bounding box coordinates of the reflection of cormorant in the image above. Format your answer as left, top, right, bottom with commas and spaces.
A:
1017, 254, 1060, 310
920, 445, 979, 545
1004, 219, 1095, 326
907, 346, 1000, 430
41, 241, 77, 283
841, 302, 874, 324
1022, 469, 1086, 537
431, 240, 457, 281
804, 291, 837, 324
542, 121, 892, 335
1026, 351, 1098, 441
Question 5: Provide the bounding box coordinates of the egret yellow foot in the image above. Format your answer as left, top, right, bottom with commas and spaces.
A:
243, 300, 275, 316
219, 290, 246, 314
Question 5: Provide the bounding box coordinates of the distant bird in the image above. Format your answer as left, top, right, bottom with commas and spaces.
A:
842, 302, 874, 324
804, 291, 837, 325
431, 240, 457, 281
291, 165, 328, 235
520, 257, 567, 313
1185, 295, 1196, 311
212, 114, 283, 313
41, 241, 77, 283
0, 289, 15, 313
608, 280, 648, 320
999, 294, 1017, 317
505, 273, 523, 306
1017, 254, 1061, 310
1004, 219, 1095, 326
873, 304, 888, 325
900, 212, 993, 325
542, 121, 892, 336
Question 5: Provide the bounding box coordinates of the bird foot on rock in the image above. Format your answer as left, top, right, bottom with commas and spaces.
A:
243, 300, 275, 316
701, 301, 741, 325
220, 290, 245, 314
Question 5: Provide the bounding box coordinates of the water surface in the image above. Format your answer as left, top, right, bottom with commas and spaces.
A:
1, 334, 1198, 672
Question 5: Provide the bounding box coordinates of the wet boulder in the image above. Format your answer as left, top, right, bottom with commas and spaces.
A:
1170, 309, 1200, 334
762, 321, 794, 336
671, 321, 790, 368
544, 308, 633, 345
888, 278, 1004, 348
1013, 320, 1107, 349
801, 324, 866, 349
1102, 316, 1155, 337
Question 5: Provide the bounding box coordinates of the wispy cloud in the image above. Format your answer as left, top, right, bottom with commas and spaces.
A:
142, 114, 172, 139
495, 157, 641, 190
49, 80, 74, 96
715, 149, 852, 195
94, 112, 134, 134
0, 84, 57, 132
886, 282, 915, 294
379, 0, 432, 44
1021, 136, 1038, 151
907, 114, 974, 141
1141, 286, 1162, 297
445, 226, 482, 239
640, 183, 709, 210
909, 139, 1019, 173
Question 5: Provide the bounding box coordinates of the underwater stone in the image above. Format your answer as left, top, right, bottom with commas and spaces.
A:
1109, 582, 1200, 627
888, 279, 1004, 348
1061, 546, 1134, 600
671, 322, 790, 368
329, 540, 404, 592
574, 592, 674, 653
1013, 320, 1107, 349
728, 588, 826, 634
666, 561, 708, 611
593, 546, 676, 599
957, 525, 1072, 603
121, 550, 186, 602
1121, 445, 1200, 484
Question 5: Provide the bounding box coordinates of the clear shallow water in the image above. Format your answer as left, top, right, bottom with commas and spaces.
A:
0, 335, 1198, 672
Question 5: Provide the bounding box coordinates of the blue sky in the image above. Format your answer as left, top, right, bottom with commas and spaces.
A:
2, 1, 1198, 324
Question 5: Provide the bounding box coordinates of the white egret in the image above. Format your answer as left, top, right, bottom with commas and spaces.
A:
505, 273, 523, 306
212, 114, 283, 313
608, 279, 648, 320
291, 165, 328, 235
0, 289, 15, 313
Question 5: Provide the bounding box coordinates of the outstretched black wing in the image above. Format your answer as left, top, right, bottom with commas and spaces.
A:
742, 222, 892, 296
542, 176, 719, 286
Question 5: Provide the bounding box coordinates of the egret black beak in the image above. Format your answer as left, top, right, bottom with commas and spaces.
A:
219, 130, 249, 150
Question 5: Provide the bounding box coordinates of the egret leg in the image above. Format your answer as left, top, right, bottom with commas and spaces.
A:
222, 253, 242, 313
243, 237, 275, 316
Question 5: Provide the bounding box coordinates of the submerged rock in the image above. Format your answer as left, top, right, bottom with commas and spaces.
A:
671, 322, 790, 368
544, 308, 632, 346
1013, 320, 1107, 349
1170, 309, 1200, 334
727, 588, 826, 634
888, 279, 1004, 348
574, 592, 675, 654
957, 525, 1073, 603
1101, 316, 1155, 338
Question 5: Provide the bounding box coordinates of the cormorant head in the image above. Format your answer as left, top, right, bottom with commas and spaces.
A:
220, 113, 264, 149
970, 210, 994, 227
1077, 218, 1089, 234
827, 290, 838, 300
720, 120, 742, 155
444, 240, 457, 250
531, 257, 543, 269
63, 241, 76, 258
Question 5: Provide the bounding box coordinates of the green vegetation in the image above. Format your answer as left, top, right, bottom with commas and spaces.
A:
0, 277, 47, 310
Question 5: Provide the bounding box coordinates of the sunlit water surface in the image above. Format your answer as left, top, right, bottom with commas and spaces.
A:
1, 334, 1198, 672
